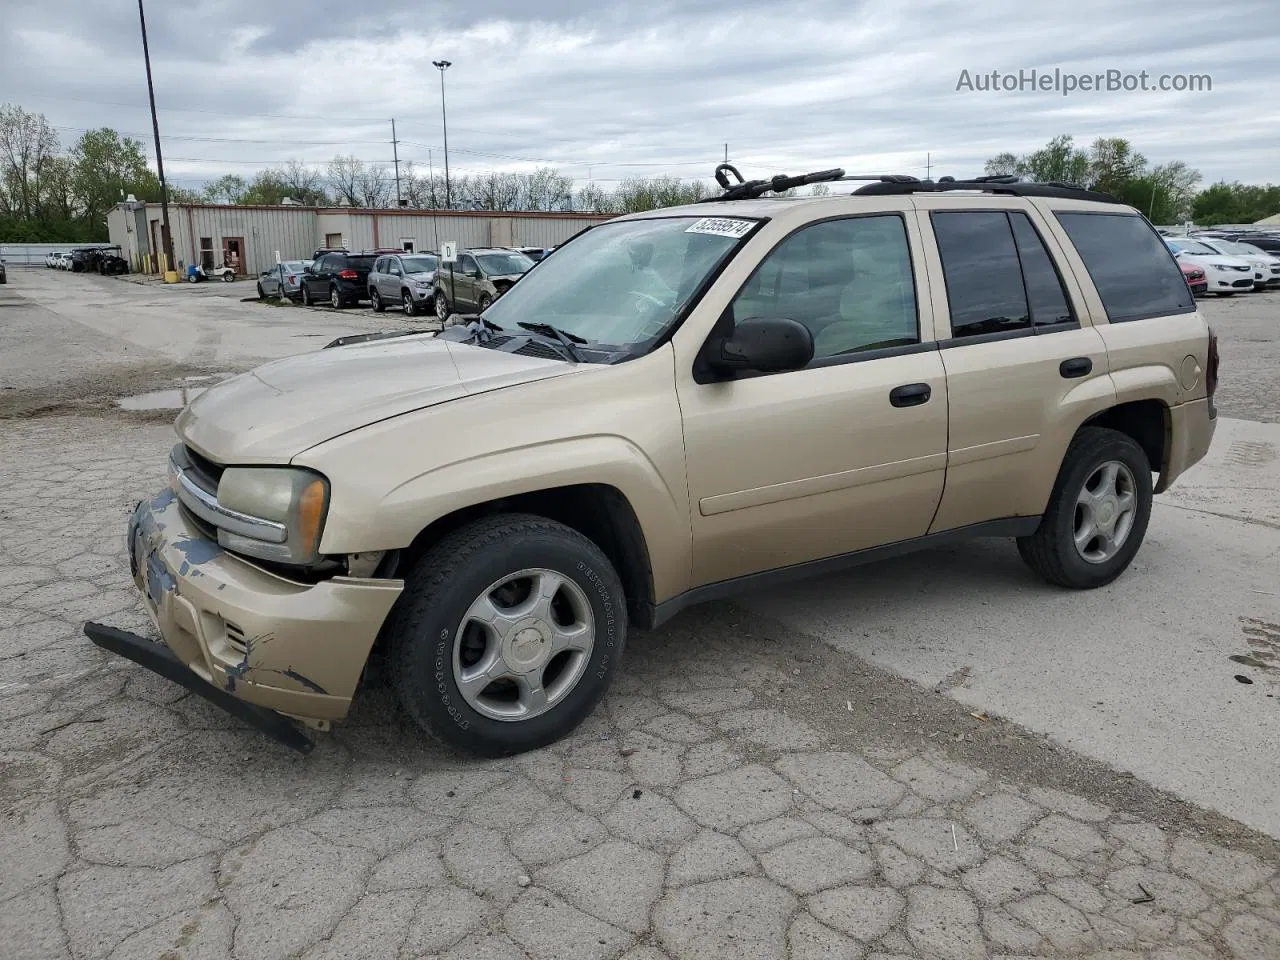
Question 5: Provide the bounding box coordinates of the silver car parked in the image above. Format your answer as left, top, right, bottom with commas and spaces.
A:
368, 252, 439, 316
257, 260, 311, 301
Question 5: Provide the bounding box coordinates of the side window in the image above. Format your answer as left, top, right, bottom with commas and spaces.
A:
373, 257, 385, 273
460, 254, 478, 274
730, 215, 919, 360
1008, 213, 1074, 327
930, 211, 1030, 339
389, 259, 402, 277
312, 255, 329, 273
1054, 212, 1195, 322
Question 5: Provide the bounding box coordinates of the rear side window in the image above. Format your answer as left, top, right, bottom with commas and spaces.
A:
930, 212, 1031, 338
1054, 212, 1194, 322
1009, 213, 1074, 327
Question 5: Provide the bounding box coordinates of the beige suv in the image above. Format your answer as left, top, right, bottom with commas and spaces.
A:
86, 168, 1219, 757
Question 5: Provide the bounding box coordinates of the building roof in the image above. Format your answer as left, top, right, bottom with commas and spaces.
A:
113, 201, 612, 221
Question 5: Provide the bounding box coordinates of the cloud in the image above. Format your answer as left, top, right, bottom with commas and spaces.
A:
1, 0, 1274, 193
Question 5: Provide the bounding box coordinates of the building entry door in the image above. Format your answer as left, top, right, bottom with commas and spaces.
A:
222, 237, 244, 275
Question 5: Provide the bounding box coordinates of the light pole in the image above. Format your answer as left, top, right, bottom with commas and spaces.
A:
432, 60, 452, 209
137, 0, 175, 277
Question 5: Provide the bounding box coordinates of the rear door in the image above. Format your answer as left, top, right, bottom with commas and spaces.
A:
915, 199, 1115, 532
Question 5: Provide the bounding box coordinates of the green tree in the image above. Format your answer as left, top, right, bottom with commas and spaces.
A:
1088, 137, 1147, 195
70, 128, 161, 233
1191, 182, 1280, 225
1023, 135, 1092, 184
202, 174, 248, 204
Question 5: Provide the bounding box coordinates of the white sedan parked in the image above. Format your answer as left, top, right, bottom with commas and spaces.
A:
1165, 239, 1257, 296
1194, 238, 1280, 290
46, 251, 64, 268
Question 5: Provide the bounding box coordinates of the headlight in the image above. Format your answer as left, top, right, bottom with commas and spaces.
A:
216, 467, 330, 564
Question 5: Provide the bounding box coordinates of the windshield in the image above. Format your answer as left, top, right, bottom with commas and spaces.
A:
282, 261, 307, 272
1218, 242, 1257, 257
476, 252, 534, 276
1172, 240, 1217, 255
481, 216, 755, 347
401, 255, 438, 274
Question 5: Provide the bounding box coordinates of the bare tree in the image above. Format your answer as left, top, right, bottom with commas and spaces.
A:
0, 103, 60, 220
327, 154, 363, 206
273, 160, 328, 205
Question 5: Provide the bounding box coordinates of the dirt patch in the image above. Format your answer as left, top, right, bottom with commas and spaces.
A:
0, 359, 245, 421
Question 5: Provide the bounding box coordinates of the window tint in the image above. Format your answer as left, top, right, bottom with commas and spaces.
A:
1008, 213, 1074, 326
313, 255, 330, 272
347, 255, 376, 269
373, 257, 386, 272
730, 215, 919, 360
388, 259, 402, 276
1055, 212, 1195, 322
459, 254, 477, 273
930, 212, 1030, 338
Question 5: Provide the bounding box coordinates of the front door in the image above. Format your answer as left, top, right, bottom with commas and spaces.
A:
675, 212, 950, 587
222, 237, 244, 275
915, 201, 1114, 532
385, 258, 404, 299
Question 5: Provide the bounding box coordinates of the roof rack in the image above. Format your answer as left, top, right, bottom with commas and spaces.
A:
699, 164, 1122, 205
850, 175, 1122, 204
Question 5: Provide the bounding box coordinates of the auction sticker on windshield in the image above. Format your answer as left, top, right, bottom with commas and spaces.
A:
685, 217, 756, 238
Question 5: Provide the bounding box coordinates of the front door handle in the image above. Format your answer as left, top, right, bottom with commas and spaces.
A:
889, 383, 931, 407
1060, 357, 1093, 378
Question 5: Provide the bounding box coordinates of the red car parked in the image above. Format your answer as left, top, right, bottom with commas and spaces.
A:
1180, 260, 1208, 296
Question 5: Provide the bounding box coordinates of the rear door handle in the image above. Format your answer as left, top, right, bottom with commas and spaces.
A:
889, 383, 931, 407
1060, 357, 1092, 378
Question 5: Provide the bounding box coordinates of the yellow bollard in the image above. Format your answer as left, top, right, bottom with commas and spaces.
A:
162, 252, 179, 284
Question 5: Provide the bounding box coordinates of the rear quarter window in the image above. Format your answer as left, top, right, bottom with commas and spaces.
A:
1054, 212, 1195, 323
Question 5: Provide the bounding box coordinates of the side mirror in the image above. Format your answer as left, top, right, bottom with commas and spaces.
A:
705, 317, 814, 375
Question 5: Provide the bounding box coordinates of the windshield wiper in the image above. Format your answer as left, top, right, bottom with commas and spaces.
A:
516, 321, 586, 362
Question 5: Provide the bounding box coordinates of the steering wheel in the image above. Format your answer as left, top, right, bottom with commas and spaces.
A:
628, 290, 666, 314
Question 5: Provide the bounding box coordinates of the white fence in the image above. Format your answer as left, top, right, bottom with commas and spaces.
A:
0, 243, 82, 267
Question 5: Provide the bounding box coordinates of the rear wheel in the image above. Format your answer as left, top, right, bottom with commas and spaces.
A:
1017, 426, 1152, 589
388, 514, 627, 757
222, 270, 235, 282
371, 289, 385, 312
330, 286, 343, 309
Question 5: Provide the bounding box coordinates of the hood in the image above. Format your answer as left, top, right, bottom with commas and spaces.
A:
177, 333, 577, 463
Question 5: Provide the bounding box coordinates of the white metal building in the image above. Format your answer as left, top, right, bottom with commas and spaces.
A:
107, 202, 613, 276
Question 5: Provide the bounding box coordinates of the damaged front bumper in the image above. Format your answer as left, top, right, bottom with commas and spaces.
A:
86, 489, 403, 749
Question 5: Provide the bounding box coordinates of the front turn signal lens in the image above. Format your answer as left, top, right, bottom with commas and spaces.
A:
296, 478, 328, 558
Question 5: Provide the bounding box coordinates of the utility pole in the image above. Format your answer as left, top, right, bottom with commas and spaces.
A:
926, 152, 932, 180
724, 143, 728, 163
391, 118, 402, 207
137, 0, 174, 277
432, 60, 452, 209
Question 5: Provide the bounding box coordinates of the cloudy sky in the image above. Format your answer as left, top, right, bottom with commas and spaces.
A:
2, 0, 1276, 194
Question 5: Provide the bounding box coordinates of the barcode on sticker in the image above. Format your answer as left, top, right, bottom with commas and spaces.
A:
685, 217, 755, 238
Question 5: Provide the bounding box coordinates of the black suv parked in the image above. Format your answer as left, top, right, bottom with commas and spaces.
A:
300, 251, 379, 308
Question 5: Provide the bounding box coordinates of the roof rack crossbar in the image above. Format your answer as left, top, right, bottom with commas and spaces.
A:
701, 165, 848, 202
849, 177, 1122, 204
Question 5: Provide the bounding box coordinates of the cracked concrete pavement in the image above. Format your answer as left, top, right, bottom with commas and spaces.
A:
2, 271, 1279, 959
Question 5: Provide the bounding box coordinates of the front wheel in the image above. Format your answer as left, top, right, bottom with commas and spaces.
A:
301, 284, 312, 305
388, 514, 627, 757
434, 290, 450, 321
256, 283, 266, 299
1017, 426, 1153, 589
477, 293, 493, 313
403, 291, 416, 316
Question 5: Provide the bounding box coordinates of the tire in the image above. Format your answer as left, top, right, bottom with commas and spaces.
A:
222, 271, 235, 283
1016, 426, 1153, 590
187, 274, 198, 283
434, 290, 450, 321
330, 286, 343, 309
256, 283, 266, 299
387, 514, 627, 757
402, 290, 416, 317
478, 293, 493, 313
371, 289, 385, 312
301, 284, 312, 306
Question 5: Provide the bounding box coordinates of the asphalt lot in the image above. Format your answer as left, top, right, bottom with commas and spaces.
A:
2, 267, 1279, 960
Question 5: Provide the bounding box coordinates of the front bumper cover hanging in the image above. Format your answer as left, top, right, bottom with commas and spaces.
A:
84, 621, 314, 754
